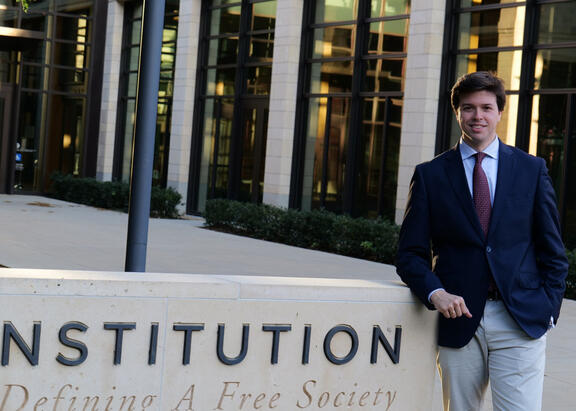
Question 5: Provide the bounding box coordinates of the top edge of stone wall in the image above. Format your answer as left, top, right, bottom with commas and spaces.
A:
0, 268, 414, 304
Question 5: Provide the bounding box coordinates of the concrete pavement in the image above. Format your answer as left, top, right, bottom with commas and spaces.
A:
0, 194, 574, 410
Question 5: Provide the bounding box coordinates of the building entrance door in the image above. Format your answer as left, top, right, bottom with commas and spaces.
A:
0, 83, 14, 193
237, 98, 269, 203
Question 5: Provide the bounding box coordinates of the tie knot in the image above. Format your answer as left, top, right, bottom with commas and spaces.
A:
476, 152, 487, 164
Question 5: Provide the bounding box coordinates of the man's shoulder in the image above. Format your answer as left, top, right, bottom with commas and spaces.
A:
415, 147, 458, 172
501, 143, 545, 168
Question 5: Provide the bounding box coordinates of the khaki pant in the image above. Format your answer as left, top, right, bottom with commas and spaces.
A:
437, 300, 546, 411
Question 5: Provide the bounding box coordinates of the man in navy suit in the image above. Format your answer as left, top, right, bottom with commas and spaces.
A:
396, 71, 568, 410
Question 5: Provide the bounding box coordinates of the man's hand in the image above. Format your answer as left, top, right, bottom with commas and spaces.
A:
430, 289, 473, 319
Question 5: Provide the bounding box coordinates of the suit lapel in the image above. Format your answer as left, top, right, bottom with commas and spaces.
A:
487, 142, 517, 239
443, 145, 485, 240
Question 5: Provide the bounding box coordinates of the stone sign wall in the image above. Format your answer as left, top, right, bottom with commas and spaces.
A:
0, 269, 437, 410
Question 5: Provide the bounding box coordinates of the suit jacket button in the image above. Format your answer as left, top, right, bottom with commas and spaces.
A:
486, 246, 492, 253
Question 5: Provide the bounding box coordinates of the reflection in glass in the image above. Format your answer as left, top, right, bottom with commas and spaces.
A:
315, 0, 359, 23
458, 7, 525, 49
312, 26, 355, 59
565, 119, 576, 249
459, 0, 521, 7
534, 49, 576, 89
208, 37, 239, 66
211, 6, 241, 34
370, 0, 410, 18
538, 2, 576, 44
249, 32, 274, 62
364, 58, 405, 92
529, 94, 567, 206
0, 8, 18, 27
455, 50, 522, 90
204, 98, 235, 200
368, 20, 408, 54
357, 97, 402, 219
309, 61, 354, 94
21, 64, 43, 90
246, 66, 272, 95
206, 67, 236, 96
15, 92, 42, 191
252, 1, 276, 31
302, 97, 351, 213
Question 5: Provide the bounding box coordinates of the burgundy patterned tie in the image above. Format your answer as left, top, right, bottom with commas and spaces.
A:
473, 152, 491, 236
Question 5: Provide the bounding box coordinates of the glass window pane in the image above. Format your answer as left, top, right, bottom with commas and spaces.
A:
364, 58, 405, 92
357, 97, 402, 219
301, 97, 351, 213
455, 51, 523, 90
312, 26, 355, 59
121, 98, 136, 182
0, 8, 18, 27
368, 19, 408, 54
309, 61, 354, 94
16, 91, 42, 191
246, 65, 272, 95
206, 67, 236, 96
371, 0, 410, 17
458, 7, 525, 49
315, 0, 359, 23
538, 2, 576, 44
495, 93, 518, 147
528, 94, 567, 198
56, 15, 89, 42
252, 1, 276, 31
534, 48, 576, 89
565, 121, 576, 249
249, 32, 274, 62
21, 64, 44, 89
131, 19, 142, 44
211, 6, 241, 34
21, 12, 46, 32
459, 0, 522, 7
212, 0, 240, 6
208, 37, 239, 65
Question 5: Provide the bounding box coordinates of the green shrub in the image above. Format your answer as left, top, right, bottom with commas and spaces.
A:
204, 199, 399, 264
50, 173, 181, 218
566, 249, 576, 300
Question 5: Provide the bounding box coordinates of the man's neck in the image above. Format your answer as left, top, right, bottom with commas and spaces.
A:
461, 134, 497, 152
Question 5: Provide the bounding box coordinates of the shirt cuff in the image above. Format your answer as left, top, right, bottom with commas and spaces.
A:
428, 288, 444, 303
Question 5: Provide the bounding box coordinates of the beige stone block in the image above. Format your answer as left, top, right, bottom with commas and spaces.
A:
0, 269, 438, 411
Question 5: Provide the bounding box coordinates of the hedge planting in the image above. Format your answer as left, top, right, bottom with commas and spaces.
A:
50, 173, 182, 218
204, 199, 399, 264
204, 199, 576, 300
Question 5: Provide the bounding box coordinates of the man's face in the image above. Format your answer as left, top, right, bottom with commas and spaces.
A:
456, 90, 502, 151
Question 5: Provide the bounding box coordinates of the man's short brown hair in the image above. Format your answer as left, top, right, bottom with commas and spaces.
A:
451, 71, 506, 113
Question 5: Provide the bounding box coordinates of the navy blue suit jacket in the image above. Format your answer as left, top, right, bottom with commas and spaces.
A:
396, 142, 568, 348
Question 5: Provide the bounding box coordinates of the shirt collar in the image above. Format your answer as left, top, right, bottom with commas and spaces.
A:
460, 136, 499, 161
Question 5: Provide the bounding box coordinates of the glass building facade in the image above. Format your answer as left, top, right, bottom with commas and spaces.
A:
191, 0, 277, 211
0, 0, 105, 193
113, 0, 180, 188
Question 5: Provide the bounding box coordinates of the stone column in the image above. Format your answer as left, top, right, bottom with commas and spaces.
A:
262, 0, 304, 208
395, 0, 447, 224
96, 0, 124, 181
166, 1, 202, 212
